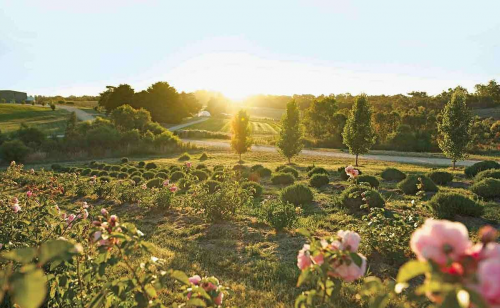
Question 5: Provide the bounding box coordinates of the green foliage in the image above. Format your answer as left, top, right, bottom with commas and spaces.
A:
470, 178, 500, 199
99, 176, 111, 182
271, 172, 295, 185
338, 184, 385, 212
178, 152, 191, 161
475, 169, 500, 181
250, 164, 264, 172
98, 171, 108, 176
380, 168, 406, 182
156, 172, 168, 179
196, 163, 207, 170
426, 170, 453, 185
145, 162, 157, 170
465, 160, 500, 178
199, 152, 209, 160
146, 177, 163, 188
261, 199, 297, 231
204, 180, 221, 193
131, 176, 143, 184
138, 161, 146, 167
437, 89, 473, 167
342, 95, 375, 165
121, 157, 129, 163
309, 174, 329, 188
280, 166, 299, 178
142, 171, 155, 180
280, 184, 313, 206
277, 100, 303, 163
307, 167, 328, 178
170, 171, 185, 182
230, 109, 252, 160
258, 167, 272, 177
357, 175, 380, 188
397, 175, 438, 195
193, 170, 209, 181
117, 172, 128, 179
110, 165, 120, 171
211, 171, 226, 181
428, 192, 484, 219
241, 181, 263, 197
0, 140, 30, 163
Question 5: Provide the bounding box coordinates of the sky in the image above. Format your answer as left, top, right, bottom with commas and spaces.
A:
1, 0, 499, 100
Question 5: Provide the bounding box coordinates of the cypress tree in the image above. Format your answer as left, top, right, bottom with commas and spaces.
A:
231, 109, 252, 162
277, 100, 304, 163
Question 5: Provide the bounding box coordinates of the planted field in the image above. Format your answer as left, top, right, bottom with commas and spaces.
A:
184, 117, 281, 136
473, 107, 500, 120
0, 104, 70, 134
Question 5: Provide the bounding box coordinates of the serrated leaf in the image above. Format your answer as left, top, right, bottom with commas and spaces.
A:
11, 269, 47, 308
396, 260, 429, 283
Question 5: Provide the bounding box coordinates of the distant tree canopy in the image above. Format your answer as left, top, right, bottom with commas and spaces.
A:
98, 82, 202, 124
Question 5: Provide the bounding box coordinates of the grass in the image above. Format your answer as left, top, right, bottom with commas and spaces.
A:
184, 117, 281, 136
0, 103, 70, 135
473, 107, 500, 120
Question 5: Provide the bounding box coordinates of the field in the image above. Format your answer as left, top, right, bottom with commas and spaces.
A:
3, 148, 498, 307
473, 107, 500, 120
184, 117, 281, 136
0, 103, 70, 135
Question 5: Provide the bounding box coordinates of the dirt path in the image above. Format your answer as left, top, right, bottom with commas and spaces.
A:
182, 139, 486, 167
56, 105, 96, 121
168, 117, 209, 131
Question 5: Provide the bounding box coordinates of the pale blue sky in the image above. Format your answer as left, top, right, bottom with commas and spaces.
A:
1, 0, 499, 100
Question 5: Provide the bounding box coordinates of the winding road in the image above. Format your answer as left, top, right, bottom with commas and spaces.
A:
56, 105, 96, 121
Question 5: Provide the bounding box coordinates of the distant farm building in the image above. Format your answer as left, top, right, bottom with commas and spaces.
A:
0, 90, 28, 103
198, 110, 211, 117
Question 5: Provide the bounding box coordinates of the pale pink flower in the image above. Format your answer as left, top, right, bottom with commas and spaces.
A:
345, 165, 359, 178
141, 184, 147, 190
331, 254, 367, 282
467, 243, 500, 261
12, 204, 21, 213
312, 253, 324, 265
61, 212, 67, 220
83, 209, 89, 219
26, 191, 33, 197
98, 239, 109, 247
67, 214, 76, 223
11, 197, 19, 204
169, 185, 178, 192
202, 282, 217, 292
82, 202, 89, 209
338, 230, 361, 252
101, 208, 108, 216
185, 162, 192, 168
93, 231, 102, 242
30, 168, 35, 174
163, 180, 170, 186
189, 275, 202, 285
110, 215, 118, 224
410, 219, 471, 265
477, 259, 500, 306
297, 244, 312, 270
214, 291, 224, 305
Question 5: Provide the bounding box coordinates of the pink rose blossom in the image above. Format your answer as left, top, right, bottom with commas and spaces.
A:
202, 282, 217, 292
163, 180, 170, 186
169, 185, 178, 192
110, 215, 118, 225
12, 204, 21, 213
297, 244, 312, 270
141, 184, 147, 190
185, 162, 192, 168
67, 214, 76, 223
61, 213, 67, 220
189, 275, 202, 285
214, 291, 224, 305
338, 230, 361, 252
467, 242, 500, 261
410, 219, 471, 265
332, 254, 367, 282
93, 231, 102, 242
26, 191, 33, 197
82, 202, 89, 209
101, 208, 108, 216
477, 259, 500, 306
30, 168, 35, 174
11, 197, 19, 204
98, 239, 109, 247
83, 209, 89, 219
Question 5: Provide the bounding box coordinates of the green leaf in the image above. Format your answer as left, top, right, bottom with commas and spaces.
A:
396, 260, 429, 283
11, 269, 47, 308
294, 294, 307, 308
350, 252, 362, 267
297, 228, 311, 238
296, 268, 311, 287
2, 248, 36, 263
170, 270, 190, 285
87, 292, 106, 308
39, 240, 76, 265
186, 298, 206, 307
134, 292, 149, 308
145, 284, 157, 298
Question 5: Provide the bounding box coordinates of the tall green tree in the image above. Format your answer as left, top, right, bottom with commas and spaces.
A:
438, 89, 472, 169
231, 110, 252, 162
98, 84, 135, 114
277, 100, 303, 163
342, 94, 375, 166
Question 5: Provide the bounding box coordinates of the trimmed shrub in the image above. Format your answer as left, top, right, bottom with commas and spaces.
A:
280, 184, 313, 206
427, 171, 453, 185
130, 171, 142, 177
280, 166, 299, 178
121, 157, 129, 163
98, 171, 109, 176
338, 185, 385, 212
96, 163, 106, 170
357, 175, 380, 188
380, 168, 406, 182
271, 173, 295, 185
146, 178, 163, 188
428, 192, 483, 219
158, 168, 170, 174
145, 162, 157, 170
262, 199, 297, 231
120, 167, 128, 172
0, 140, 30, 163
138, 161, 145, 168
103, 165, 112, 171
258, 167, 272, 177
169, 166, 181, 173
178, 152, 191, 161
117, 172, 128, 179
308, 167, 328, 178
51, 164, 62, 171
338, 166, 362, 180
475, 169, 500, 181
110, 165, 120, 171
398, 175, 438, 195
131, 176, 143, 184
142, 172, 155, 180
81, 168, 92, 176
275, 165, 287, 172
109, 172, 118, 178
90, 170, 100, 176
211, 171, 226, 181
156, 172, 168, 179
196, 164, 207, 170
170, 171, 185, 182
100, 176, 111, 182
470, 178, 500, 199
199, 152, 209, 160
89, 161, 98, 168
193, 170, 209, 181
127, 168, 138, 174
233, 164, 249, 172
310, 174, 329, 188
465, 161, 500, 178
178, 178, 192, 191
213, 165, 224, 172
241, 181, 263, 197
204, 180, 221, 193
251, 164, 264, 172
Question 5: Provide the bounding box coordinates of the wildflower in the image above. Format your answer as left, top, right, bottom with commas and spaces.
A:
163, 179, 170, 186
169, 185, 178, 192
185, 162, 192, 168
12, 204, 21, 213
26, 191, 33, 198
189, 275, 202, 285
101, 208, 108, 216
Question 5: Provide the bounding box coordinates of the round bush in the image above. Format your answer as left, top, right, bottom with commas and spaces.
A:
169, 166, 181, 173
109, 171, 118, 178
193, 170, 209, 181
100, 176, 111, 182
428, 192, 483, 219
199, 152, 209, 160
204, 180, 221, 193
338, 166, 362, 180
98, 171, 109, 176
51, 164, 62, 171
196, 164, 207, 170
280, 166, 299, 178
338, 185, 385, 212
81, 168, 92, 176
120, 167, 128, 172
241, 181, 263, 197
357, 175, 380, 188
427, 171, 453, 185
251, 164, 264, 172
258, 167, 272, 177
465, 160, 500, 178
130, 171, 142, 177
470, 178, 500, 199
156, 172, 168, 179
280, 184, 313, 206
308, 167, 328, 178
103, 165, 112, 171
397, 175, 438, 195
96, 163, 106, 170
89, 161, 98, 168
145, 162, 158, 170
262, 199, 297, 231
110, 165, 120, 171
213, 165, 224, 172
178, 152, 191, 161
146, 178, 163, 188
90, 170, 100, 176
178, 178, 192, 191
475, 169, 500, 181
127, 167, 138, 174
233, 164, 249, 172
142, 172, 156, 180
271, 173, 295, 185
121, 157, 129, 163
309, 174, 329, 188
117, 172, 128, 179
0, 140, 30, 163
138, 161, 145, 168
170, 171, 185, 182
131, 176, 143, 184
211, 171, 226, 181
380, 168, 406, 182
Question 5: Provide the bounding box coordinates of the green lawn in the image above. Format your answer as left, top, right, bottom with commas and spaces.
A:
185, 117, 281, 135
0, 103, 70, 135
